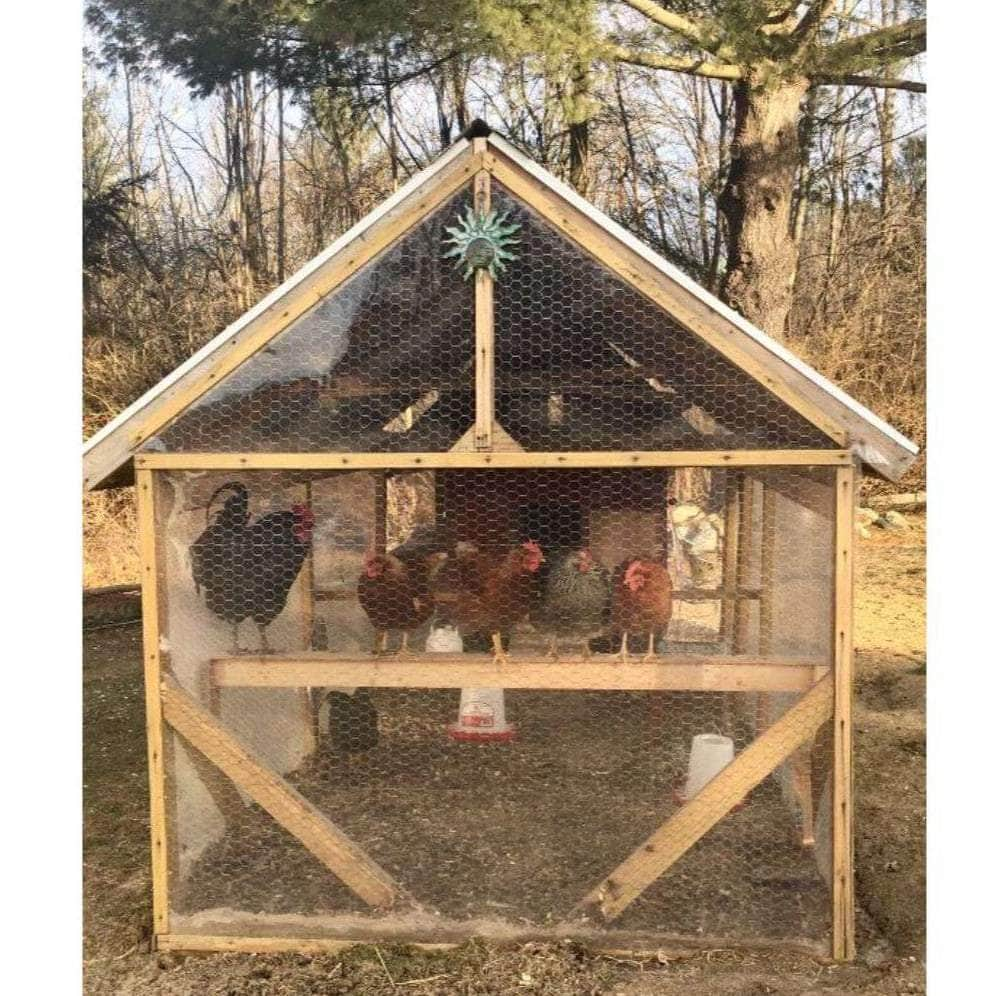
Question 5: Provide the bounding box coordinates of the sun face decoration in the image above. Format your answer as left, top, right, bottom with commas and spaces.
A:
442, 207, 521, 281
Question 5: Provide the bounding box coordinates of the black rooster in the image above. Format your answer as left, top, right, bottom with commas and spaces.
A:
190, 481, 315, 653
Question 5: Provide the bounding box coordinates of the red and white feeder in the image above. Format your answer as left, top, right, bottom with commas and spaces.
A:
448, 687, 517, 742
426, 624, 517, 742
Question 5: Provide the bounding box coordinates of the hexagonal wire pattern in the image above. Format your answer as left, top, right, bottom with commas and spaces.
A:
159, 463, 835, 949
145, 178, 840, 952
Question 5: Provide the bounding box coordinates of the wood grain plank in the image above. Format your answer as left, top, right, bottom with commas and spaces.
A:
209, 654, 828, 693
832, 464, 857, 959
136, 449, 853, 471
136, 469, 170, 934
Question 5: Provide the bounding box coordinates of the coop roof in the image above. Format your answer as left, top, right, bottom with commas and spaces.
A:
83, 122, 917, 489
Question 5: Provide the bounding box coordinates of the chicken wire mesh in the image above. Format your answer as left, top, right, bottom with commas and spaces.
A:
489, 182, 836, 452
152, 464, 837, 951
142, 178, 837, 457
149, 186, 477, 454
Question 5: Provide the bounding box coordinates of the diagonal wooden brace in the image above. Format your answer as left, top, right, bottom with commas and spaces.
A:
575, 674, 834, 922
161, 677, 398, 909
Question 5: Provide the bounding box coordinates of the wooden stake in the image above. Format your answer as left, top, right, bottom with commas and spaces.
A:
832, 464, 857, 959
136, 468, 170, 935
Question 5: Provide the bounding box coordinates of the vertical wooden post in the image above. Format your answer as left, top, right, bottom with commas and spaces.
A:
299, 480, 317, 741
472, 147, 495, 451
719, 470, 741, 649
732, 473, 755, 654
136, 468, 170, 938
760, 480, 816, 846
832, 463, 856, 959
756, 481, 776, 731
374, 473, 388, 554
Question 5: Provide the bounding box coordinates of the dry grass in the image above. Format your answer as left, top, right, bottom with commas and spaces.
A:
84, 490, 139, 588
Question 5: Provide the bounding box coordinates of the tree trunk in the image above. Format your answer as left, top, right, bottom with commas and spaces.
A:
718, 74, 809, 337
567, 60, 592, 196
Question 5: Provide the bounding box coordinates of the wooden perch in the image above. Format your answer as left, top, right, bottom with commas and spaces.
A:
574, 674, 834, 922
209, 654, 827, 693
160, 677, 399, 909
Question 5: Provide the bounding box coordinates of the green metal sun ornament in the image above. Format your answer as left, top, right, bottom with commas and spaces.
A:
442, 207, 521, 281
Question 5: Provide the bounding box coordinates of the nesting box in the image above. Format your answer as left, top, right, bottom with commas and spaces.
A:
83, 121, 917, 961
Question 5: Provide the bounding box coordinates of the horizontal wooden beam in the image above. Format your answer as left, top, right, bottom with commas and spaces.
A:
156, 934, 455, 955
136, 449, 851, 472
313, 586, 762, 604
210, 653, 828, 693
160, 677, 399, 908
575, 674, 834, 922
156, 923, 826, 958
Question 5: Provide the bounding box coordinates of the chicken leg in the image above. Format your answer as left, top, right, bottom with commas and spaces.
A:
372, 631, 389, 655
643, 631, 657, 662
547, 635, 560, 660
230, 621, 244, 655
491, 631, 510, 667
397, 631, 413, 656
615, 631, 629, 663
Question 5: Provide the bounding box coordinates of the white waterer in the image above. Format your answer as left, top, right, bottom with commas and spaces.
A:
680, 733, 736, 800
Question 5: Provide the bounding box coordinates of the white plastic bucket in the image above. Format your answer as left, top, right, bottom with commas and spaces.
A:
683, 733, 735, 798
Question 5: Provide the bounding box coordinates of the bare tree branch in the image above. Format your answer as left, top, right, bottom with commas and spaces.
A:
812, 73, 925, 93
792, 1, 838, 44
619, 0, 730, 58
814, 17, 926, 73
608, 43, 744, 81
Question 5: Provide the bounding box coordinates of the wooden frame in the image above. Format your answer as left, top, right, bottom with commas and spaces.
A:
209, 653, 828, 693
139, 450, 852, 960
161, 678, 398, 907
576, 675, 834, 921
135, 468, 170, 935
832, 463, 857, 959
486, 150, 848, 447
117, 132, 866, 958
136, 449, 853, 471
85, 134, 918, 492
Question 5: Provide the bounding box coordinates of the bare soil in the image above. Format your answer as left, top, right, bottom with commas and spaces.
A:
83, 515, 925, 994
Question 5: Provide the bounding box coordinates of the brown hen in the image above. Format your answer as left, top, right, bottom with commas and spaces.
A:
430, 540, 545, 664
357, 551, 436, 654
610, 558, 673, 662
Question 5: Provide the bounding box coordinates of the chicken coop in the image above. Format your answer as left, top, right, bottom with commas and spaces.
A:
83, 121, 917, 961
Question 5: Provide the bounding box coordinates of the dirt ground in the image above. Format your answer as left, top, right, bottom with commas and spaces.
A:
83, 514, 925, 995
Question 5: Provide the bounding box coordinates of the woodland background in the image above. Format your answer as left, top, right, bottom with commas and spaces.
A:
82, 0, 926, 586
